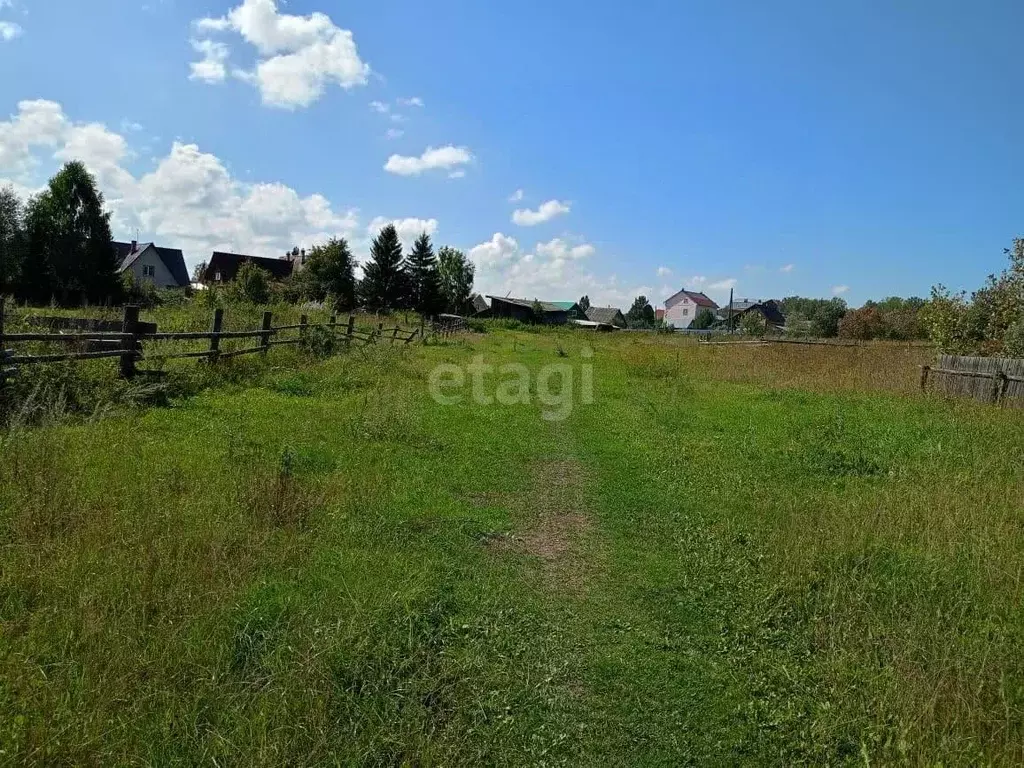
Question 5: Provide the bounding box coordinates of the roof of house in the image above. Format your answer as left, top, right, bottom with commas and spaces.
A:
665, 288, 719, 309
549, 301, 579, 310
586, 306, 625, 325
206, 251, 295, 280
486, 295, 571, 313
741, 300, 786, 326
471, 294, 490, 314
113, 241, 190, 286
721, 299, 761, 314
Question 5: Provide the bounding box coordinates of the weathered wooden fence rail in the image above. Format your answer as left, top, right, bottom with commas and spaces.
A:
921, 354, 1024, 407
0, 299, 444, 387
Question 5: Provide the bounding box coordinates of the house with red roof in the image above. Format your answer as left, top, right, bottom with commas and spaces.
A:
663, 288, 719, 329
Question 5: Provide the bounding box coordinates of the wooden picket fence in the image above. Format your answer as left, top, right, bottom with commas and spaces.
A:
921, 354, 1024, 407
0, 299, 441, 388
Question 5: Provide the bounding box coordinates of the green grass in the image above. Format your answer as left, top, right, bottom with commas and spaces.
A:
1, 328, 1022, 764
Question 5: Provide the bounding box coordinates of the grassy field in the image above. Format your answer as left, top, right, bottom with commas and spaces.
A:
1, 328, 1022, 764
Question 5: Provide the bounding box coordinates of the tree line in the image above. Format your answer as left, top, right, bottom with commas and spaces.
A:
0, 161, 477, 316
213, 226, 476, 316
1, 162, 123, 305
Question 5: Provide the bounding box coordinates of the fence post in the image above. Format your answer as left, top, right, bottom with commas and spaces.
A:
391, 327, 399, 345
994, 371, 1009, 405
0, 296, 6, 389
120, 304, 140, 378
261, 311, 273, 356
919, 365, 930, 393
299, 314, 308, 348
209, 307, 224, 363
329, 314, 337, 337
346, 314, 355, 340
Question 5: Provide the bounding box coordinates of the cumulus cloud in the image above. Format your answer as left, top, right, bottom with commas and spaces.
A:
780, 263, 795, 273
396, 96, 423, 107
512, 199, 570, 226
656, 266, 672, 277
385, 127, 404, 140
708, 278, 737, 290
466, 232, 635, 306
508, 189, 524, 203
384, 145, 472, 177
688, 275, 707, 286
367, 216, 438, 250
0, 20, 22, 41
832, 284, 850, 295
191, 0, 370, 108
0, 99, 361, 269
189, 39, 230, 82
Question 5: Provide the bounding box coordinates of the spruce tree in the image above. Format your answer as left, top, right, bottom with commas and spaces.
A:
405, 232, 442, 316
359, 224, 407, 311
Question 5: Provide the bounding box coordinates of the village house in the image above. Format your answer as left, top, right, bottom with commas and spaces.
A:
201, 251, 299, 284
585, 306, 627, 328
113, 241, 190, 289
486, 296, 580, 324
664, 288, 719, 329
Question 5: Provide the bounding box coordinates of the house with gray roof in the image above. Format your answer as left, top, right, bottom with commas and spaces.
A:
113, 240, 189, 288
585, 306, 626, 328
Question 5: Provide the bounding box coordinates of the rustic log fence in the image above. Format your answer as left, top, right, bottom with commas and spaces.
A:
0, 298, 444, 387
920, 354, 1024, 407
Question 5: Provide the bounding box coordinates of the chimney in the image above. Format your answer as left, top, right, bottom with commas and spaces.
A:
130, 239, 137, 251
300, 248, 307, 264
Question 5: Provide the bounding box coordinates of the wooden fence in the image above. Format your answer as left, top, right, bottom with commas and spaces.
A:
921, 354, 1024, 407
0, 299, 440, 388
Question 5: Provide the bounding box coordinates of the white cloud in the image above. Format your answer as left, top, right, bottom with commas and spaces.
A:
448, 169, 465, 179
708, 278, 737, 290
780, 263, 795, 273
191, 0, 370, 109
385, 127, 404, 140
189, 39, 230, 83
508, 189, 524, 203
466, 232, 637, 306
511, 199, 570, 226
832, 285, 849, 295
688, 275, 707, 286
367, 216, 438, 250
384, 145, 472, 176
0, 21, 22, 41
0, 99, 361, 270
369, 100, 389, 114
536, 237, 595, 261
396, 96, 424, 107
656, 266, 672, 277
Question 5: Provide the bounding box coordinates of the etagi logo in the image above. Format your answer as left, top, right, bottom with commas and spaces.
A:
428, 349, 594, 421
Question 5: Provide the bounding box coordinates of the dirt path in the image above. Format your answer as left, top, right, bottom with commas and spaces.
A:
476, 457, 599, 594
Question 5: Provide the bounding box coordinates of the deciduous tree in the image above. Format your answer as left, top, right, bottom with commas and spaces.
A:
437, 246, 475, 314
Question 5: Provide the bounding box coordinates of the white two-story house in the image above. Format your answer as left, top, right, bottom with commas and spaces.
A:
664, 288, 719, 329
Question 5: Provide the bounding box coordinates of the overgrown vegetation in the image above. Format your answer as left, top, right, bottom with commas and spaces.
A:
922, 238, 1024, 356
0, 328, 1020, 764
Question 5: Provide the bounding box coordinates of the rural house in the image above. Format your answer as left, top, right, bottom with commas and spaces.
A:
585, 306, 627, 328
470, 294, 490, 316
202, 251, 297, 284
664, 288, 719, 329
730, 299, 786, 330
486, 296, 577, 324
113, 241, 189, 289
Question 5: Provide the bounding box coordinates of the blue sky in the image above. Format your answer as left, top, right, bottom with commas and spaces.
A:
1, 0, 1022, 307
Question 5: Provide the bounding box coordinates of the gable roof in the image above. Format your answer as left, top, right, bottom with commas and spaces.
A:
205, 251, 295, 281
741, 300, 786, 326
586, 306, 625, 325
471, 294, 490, 314
112, 241, 190, 286
486, 296, 570, 313
665, 288, 719, 309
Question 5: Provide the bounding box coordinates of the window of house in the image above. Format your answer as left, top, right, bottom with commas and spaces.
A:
214, 271, 222, 281
142, 264, 156, 278
682, 308, 689, 316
